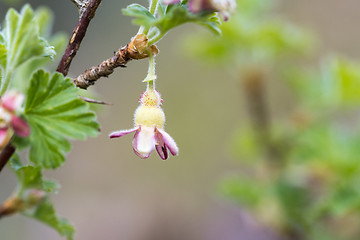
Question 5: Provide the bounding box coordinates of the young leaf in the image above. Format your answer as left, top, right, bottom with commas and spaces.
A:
1, 5, 55, 71
122, 4, 156, 27
24, 70, 99, 169
0, 43, 6, 67
123, 3, 221, 35
10, 156, 59, 193
10, 156, 70, 239
30, 200, 75, 240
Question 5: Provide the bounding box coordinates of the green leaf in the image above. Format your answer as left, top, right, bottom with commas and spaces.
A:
155, 5, 220, 34
30, 200, 75, 240
24, 70, 99, 169
10, 156, 59, 193
123, 3, 221, 35
10, 157, 70, 239
0, 43, 7, 67
1, 4, 55, 71
122, 4, 156, 27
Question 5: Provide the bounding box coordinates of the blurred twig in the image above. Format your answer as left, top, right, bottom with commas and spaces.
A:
0, 141, 15, 173
242, 68, 305, 240
242, 69, 282, 165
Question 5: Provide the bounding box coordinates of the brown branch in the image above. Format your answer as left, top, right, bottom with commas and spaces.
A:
0, 142, 15, 173
72, 34, 159, 89
57, 0, 103, 76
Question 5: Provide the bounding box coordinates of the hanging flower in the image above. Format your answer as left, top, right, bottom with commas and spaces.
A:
109, 89, 179, 160
162, 0, 236, 21
0, 91, 30, 149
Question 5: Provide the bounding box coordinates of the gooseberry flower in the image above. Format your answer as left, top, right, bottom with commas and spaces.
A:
109, 89, 179, 160
0, 91, 30, 149
163, 0, 236, 21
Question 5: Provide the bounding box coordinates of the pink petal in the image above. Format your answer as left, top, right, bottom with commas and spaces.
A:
133, 126, 156, 158
162, 0, 181, 5
11, 116, 30, 137
109, 127, 138, 138
155, 129, 168, 160
2, 91, 24, 112
157, 128, 179, 156
132, 128, 151, 159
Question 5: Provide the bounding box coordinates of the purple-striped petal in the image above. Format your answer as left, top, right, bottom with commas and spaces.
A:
155, 129, 168, 160
157, 128, 179, 156
11, 116, 30, 137
109, 127, 138, 138
2, 91, 24, 112
133, 126, 156, 158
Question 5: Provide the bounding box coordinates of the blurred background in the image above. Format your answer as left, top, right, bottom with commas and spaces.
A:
1, 0, 360, 240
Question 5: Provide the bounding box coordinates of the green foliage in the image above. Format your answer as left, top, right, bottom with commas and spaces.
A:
186, 0, 360, 239
122, 3, 156, 26
221, 176, 264, 207
10, 156, 53, 193
184, 0, 313, 66
10, 156, 74, 239
31, 200, 75, 240
0, 4, 55, 71
123, 1, 221, 41
0, 5, 57, 94
21, 70, 99, 169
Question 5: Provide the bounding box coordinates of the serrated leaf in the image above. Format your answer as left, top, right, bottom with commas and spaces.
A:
1, 4, 55, 71
122, 4, 156, 27
10, 156, 59, 193
34, 7, 54, 37
30, 200, 75, 240
24, 70, 99, 169
123, 3, 221, 35
155, 4, 221, 34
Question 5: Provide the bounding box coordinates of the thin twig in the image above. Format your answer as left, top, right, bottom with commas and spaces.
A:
79, 96, 112, 105
72, 35, 158, 89
57, 0, 102, 76
242, 69, 284, 166
0, 142, 15, 172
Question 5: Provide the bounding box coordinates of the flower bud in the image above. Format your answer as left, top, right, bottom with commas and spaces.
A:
127, 34, 159, 59
134, 89, 165, 128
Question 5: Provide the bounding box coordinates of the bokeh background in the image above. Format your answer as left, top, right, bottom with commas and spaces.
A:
1, 0, 360, 239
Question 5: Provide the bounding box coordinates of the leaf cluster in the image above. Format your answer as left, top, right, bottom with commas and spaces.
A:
123, 1, 221, 44
1, 5, 99, 240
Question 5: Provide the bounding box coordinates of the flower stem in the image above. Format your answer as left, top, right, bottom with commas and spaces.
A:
148, 31, 166, 46
144, 50, 156, 89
